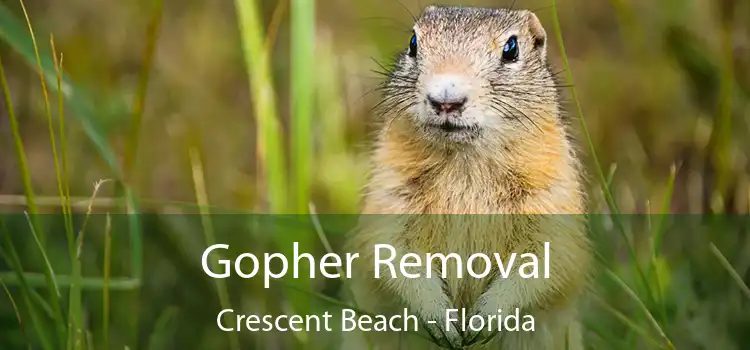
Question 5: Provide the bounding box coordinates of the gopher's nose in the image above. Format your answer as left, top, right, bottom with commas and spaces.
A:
425, 74, 469, 114
427, 94, 467, 114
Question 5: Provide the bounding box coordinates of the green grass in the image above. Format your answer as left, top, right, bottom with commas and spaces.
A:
189, 146, 240, 350
0, 0, 147, 348
290, 0, 315, 214
551, 1, 676, 346
234, 0, 288, 214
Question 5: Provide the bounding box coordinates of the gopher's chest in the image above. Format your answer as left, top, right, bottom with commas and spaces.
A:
407, 172, 523, 213
399, 215, 535, 307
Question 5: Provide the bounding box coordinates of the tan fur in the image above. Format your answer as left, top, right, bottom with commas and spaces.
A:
343, 5, 592, 350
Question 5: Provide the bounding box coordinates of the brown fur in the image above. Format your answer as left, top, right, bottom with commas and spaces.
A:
343, 5, 592, 349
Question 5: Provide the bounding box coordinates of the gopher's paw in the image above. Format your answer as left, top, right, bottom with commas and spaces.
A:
421, 316, 463, 349
461, 296, 501, 347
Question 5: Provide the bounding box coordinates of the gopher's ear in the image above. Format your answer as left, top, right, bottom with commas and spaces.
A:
525, 11, 547, 55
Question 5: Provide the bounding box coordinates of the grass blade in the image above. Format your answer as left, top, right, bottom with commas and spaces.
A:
189, 147, 240, 350
66, 247, 83, 350
706, 7, 735, 207
50, 35, 76, 261
309, 203, 374, 350
69, 179, 111, 350
591, 294, 666, 349
22, 212, 66, 349
234, 0, 288, 213
1, 275, 32, 350
290, 0, 315, 213
286, 0, 317, 338
605, 269, 674, 349
648, 164, 679, 326
709, 243, 750, 299
118, 1, 163, 344
265, 0, 288, 50
0, 220, 54, 350
0, 48, 38, 217
549, 0, 657, 312
19, 0, 61, 250
652, 164, 679, 252
0, 273, 139, 290
102, 214, 112, 350
122, 0, 163, 177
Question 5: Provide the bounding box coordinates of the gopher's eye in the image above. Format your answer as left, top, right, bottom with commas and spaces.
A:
502, 35, 519, 62
408, 34, 417, 57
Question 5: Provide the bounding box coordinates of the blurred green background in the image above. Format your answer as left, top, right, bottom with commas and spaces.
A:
0, 0, 748, 349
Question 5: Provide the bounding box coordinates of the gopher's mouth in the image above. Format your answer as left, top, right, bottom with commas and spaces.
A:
438, 121, 468, 132
430, 120, 476, 133
421, 117, 480, 142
